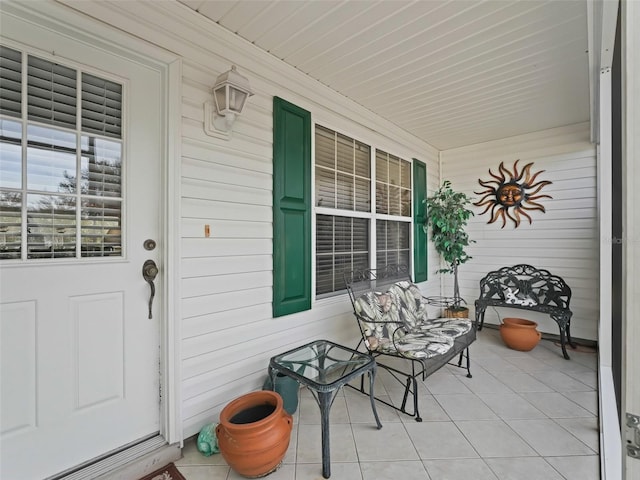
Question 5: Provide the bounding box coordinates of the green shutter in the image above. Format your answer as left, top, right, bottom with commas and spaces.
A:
413, 159, 428, 282
272, 97, 312, 317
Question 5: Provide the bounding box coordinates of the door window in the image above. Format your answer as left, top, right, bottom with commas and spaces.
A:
0, 46, 123, 260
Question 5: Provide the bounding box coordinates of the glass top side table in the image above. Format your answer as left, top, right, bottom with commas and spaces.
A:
269, 339, 382, 478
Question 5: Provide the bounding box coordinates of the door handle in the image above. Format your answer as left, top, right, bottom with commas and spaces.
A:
142, 259, 158, 319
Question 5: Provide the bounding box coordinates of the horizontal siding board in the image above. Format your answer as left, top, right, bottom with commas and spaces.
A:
459, 275, 597, 294
182, 315, 344, 381
466, 247, 594, 260
182, 140, 272, 175
182, 308, 352, 366
182, 298, 358, 368
182, 379, 263, 431
182, 303, 272, 339
181, 161, 271, 191
181, 218, 271, 239
465, 264, 599, 281
471, 206, 595, 222
183, 100, 273, 144
544, 167, 596, 182
536, 189, 595, 201
473, 228, 597, 240
182, 287, 272, 319
470, 197, 596, 213
182, 364, 267, 406
182, 178, 271, 206
467, 239, 596, 251
181, 238, 272, 258
182, 118, 272, 157
183, 321, 294, 364
182, 197, 271, 222
182, 271, 272, 299
181, 255, 272, 278
463, 166, 595, 188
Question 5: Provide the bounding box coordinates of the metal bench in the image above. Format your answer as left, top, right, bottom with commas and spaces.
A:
474, 264, 575, 359
345, 265, 476, 422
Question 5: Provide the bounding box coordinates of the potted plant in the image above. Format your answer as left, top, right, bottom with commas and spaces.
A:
423, 180, 475, 317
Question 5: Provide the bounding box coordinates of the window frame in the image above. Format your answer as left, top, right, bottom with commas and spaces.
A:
311, 118, 419, 300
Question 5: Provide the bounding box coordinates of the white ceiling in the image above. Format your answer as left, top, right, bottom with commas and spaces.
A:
178, 0, 590, 150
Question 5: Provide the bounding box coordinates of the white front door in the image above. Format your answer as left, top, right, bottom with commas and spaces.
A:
0, 12, 164, 480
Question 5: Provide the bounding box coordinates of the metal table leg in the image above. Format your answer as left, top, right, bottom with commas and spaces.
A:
318, 390, 332, 478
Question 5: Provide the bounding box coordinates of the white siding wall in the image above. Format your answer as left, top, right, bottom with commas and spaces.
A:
440, 123, 598, 342
57, 1, 441, 438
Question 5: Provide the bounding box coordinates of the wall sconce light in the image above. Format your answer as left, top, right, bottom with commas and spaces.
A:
204, 65, 253, 139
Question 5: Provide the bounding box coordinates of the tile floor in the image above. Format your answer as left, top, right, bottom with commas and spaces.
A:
175, 327, 600, 480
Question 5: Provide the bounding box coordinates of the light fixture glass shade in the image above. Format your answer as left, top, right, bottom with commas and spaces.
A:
229, 88, 248, 113
213, 86, 228, 114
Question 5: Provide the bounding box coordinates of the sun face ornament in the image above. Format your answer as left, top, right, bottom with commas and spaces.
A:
473, 160, 552, 228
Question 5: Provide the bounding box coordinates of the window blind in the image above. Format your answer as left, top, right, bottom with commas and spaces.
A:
316, 214, 368, 295
27, 55, 77, 129
82, 73, 122, 138
0, 46, 22, 118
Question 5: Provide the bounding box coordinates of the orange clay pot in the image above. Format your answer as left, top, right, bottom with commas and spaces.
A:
216, 390, 293, 478
500, 317, 542, 352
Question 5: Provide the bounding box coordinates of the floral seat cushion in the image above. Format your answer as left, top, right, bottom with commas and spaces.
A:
354, 281, 473, 360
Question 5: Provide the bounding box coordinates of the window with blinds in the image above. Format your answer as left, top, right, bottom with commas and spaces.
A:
314, 125, 413, 296
0, 45, 123, 260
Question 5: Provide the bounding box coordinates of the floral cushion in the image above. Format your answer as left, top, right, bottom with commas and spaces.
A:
354, 281, 473, 359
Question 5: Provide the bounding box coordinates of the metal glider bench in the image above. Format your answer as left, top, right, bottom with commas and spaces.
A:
345, 265, 477, 422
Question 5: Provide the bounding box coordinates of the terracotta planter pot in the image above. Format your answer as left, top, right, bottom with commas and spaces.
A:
216, 390, 293, 478
500, 317, 542, 351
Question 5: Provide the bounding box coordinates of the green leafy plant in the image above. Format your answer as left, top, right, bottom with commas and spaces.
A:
423, 180, 475, 310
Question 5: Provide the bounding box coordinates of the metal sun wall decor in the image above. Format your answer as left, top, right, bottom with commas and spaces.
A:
473, 159, 552, 228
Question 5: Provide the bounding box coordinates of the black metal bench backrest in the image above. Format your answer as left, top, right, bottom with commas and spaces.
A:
478, 264, 572, 310
344, 264, 411, 310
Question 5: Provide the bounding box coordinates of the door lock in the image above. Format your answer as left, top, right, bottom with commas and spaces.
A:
142, 260, 158, 319
143, 239, 157, 251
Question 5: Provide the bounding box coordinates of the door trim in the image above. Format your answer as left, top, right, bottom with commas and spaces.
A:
161, 56, 183, 446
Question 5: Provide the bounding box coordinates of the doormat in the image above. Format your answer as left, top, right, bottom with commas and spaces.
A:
137, 463, 186, 480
